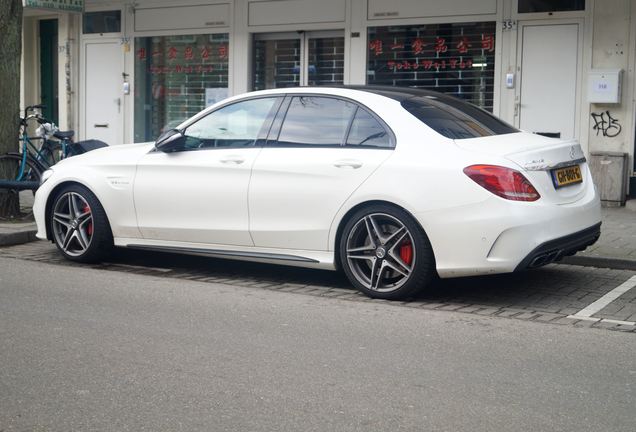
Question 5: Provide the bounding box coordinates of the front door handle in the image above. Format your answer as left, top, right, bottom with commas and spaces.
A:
333, 159, 363, 169
220, 155, 245, 164
94, 123, 109, 128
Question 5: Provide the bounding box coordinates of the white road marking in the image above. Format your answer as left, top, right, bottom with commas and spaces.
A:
601, 318, 636, 326
565, 275, 636, 326
567, 315, 600, 323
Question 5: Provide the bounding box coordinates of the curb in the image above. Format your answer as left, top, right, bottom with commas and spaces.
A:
0, 228, 38, 247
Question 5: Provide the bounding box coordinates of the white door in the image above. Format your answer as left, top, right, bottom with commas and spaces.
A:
83, 40, 124, 144
517, 23, 580, 139
249, 95, 393, 251
134, 97, 280, 246
134, 148, 260, 246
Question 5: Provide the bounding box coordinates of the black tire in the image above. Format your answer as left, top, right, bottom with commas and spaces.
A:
50, 184, 113, 263
0, 154, 42, 220
339, 204, 435, 300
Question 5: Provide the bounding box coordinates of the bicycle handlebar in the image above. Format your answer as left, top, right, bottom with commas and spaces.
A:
23, 104, 46, 121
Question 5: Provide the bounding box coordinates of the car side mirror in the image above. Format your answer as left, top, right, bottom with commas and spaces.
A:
155, 128, 186, 153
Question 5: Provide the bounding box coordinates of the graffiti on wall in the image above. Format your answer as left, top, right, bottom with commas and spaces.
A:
591, 111, 622, 138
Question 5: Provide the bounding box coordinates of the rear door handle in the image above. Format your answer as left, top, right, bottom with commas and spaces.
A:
333, 159, 363, 169
220, 155, 245, 164
94, 123, 109, 128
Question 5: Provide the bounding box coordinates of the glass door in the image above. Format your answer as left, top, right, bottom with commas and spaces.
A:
253, 31, 344, 90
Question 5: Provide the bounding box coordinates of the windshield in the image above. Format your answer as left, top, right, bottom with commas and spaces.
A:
402, 95, 519, 140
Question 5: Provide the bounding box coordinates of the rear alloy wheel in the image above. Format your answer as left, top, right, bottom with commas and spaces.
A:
340, 205, 435, 299
50, 184, 112, 262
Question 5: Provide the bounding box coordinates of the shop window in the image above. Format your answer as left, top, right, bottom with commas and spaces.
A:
307, 37, 344, 86
518, 0, 585, 13
134, 33, 229, 143
277, 97, 356, 146
83, 11, 121, 34
253, 38, 301, 90
367, 22, 496, 112
253, 32, 344, 90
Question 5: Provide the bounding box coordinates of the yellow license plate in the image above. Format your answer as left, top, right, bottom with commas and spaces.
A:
552, 165, 583, 188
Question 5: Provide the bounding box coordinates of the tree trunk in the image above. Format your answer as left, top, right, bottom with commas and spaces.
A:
0, 0, 23, 218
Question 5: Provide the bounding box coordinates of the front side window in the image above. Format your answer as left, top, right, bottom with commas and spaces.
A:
402, 95, 518, 139
183, 97, 278, 149
277, 97, 356, 146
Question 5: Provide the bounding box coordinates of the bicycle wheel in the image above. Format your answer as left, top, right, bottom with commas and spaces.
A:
0, 154, 42, 221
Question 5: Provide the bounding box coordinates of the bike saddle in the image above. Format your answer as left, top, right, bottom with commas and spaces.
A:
54, 130, 75, 140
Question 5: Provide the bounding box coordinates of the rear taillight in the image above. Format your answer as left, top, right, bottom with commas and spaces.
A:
463, 164, 540, 202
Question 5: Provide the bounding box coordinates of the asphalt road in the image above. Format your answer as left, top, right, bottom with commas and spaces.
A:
0, 257, 634, 432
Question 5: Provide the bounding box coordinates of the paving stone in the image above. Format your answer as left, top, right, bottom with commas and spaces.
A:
436, 304, 467, 311
456, 305, 483, 313
418, 302, 449, 310
495, 309, 523, 318
515, 312, 540, 320
473, 308, 501, 316
557, 307, 583, 315
533, 313, 563, 323
553, 317, 580, 326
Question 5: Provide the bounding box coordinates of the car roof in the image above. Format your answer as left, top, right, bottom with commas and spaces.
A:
247, 85, 454, 103
331, 85, 448, 102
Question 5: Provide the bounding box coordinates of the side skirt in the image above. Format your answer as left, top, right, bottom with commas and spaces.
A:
127, 244, 319, 264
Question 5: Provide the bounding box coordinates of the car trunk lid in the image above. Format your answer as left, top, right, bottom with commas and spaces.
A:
456, 132, 589, 204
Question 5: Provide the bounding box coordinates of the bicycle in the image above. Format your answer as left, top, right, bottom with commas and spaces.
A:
0, 104, 74, 220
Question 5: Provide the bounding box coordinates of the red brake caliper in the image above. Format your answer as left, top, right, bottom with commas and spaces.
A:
83, 204, 93, 235
399, 240, 413, 265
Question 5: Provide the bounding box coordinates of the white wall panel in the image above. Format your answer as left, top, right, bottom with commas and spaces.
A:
248, 0, 346, 26
367, 0, 497, 20
135, 3, 230, 32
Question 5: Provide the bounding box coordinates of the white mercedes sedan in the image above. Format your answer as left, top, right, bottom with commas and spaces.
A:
33, 86, 601, 299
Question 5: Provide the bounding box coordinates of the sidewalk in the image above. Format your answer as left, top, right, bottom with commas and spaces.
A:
0, 206, 635, 270
0, 221, 37, 247
561, 203, 636, 270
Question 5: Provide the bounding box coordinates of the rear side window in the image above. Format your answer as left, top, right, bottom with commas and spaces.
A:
346, 108, 391, 148
402, 95, 518, 140
277, 96, 356, 146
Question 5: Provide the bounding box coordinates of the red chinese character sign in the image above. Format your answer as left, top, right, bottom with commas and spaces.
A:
367, 22, 497, 112
136, 38, 229, 76
368, 31, 495, 71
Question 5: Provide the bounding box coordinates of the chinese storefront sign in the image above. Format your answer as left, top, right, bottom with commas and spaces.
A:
24, 0, 83, 12
367, 22, 497, 111
136, 44, 229, 75
368, 32, 495, 71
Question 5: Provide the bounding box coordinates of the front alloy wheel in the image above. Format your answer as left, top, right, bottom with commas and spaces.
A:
50, 185, 112, 262
340, 205, 434, 299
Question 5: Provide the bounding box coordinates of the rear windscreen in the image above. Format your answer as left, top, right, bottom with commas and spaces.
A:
401, 95, 519, 140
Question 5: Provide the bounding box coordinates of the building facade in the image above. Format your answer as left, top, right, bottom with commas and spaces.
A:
20, 0, 636, 200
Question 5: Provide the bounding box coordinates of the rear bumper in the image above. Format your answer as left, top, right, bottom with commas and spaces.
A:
514, 222, 601, 271
418, 183, 601, 278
